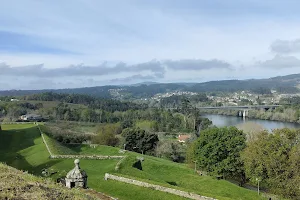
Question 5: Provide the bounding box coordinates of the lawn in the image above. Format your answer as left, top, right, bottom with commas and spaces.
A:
0, 124, 187, 200
0, 123, 267, 200
116, 155, 265, 200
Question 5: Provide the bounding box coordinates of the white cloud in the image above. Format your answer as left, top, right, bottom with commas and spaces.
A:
257, 55, 300, 69
270, 39, 300, 54
1, 1, 300, 89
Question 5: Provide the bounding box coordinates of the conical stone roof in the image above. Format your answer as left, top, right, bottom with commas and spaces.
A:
66, 159, 87, 179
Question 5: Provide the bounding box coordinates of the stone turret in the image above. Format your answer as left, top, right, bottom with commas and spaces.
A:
65, 159, 87, 188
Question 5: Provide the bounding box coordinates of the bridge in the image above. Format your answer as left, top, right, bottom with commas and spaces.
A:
197, 105, 281, 110
197, 105, 281, 118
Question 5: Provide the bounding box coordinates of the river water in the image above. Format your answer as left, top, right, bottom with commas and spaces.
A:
202, 114, 300, 131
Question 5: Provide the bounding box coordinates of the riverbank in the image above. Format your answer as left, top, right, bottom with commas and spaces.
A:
201, 107, 300, 124
202, 114, 300, 131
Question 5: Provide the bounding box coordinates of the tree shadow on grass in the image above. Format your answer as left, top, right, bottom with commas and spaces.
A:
132, 160, 143, 170
0, 126, 62, 176
0, 126, 41, 154
64, 143, 82, 153
166, 181, 177, 186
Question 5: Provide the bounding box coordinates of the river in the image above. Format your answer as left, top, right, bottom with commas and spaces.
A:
202, 114, 300, 131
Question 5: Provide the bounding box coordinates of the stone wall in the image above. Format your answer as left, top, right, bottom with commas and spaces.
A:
0, 122, 35, 124
114, 156, 127, 171
50, 155, 124, 159
104, 173, 217, 200
40, 129, 54, 157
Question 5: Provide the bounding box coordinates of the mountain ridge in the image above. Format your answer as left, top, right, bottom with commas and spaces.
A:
1, 73, 300, 98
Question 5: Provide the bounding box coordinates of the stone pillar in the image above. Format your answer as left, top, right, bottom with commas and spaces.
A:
238, 111, 242, 117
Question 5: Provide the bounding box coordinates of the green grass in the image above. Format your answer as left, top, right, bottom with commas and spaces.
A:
0, 124, 187, 200
0, 123, 268, 200
42, 133, 77, 155
66, 144, 122, 155
0, 124, 53, 174
116, 155, 265, 200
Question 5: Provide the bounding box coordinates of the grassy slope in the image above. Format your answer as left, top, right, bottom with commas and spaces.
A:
0, 163, 96, 200
0, 124, 267, 200
39, 124, 266, 199
0, 124, 186, 200
116, 155, 265, 200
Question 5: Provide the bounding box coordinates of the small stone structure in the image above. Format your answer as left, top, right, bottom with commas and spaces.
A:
65, 159, 88, 188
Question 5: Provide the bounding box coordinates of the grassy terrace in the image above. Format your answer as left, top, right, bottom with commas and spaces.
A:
0, 123, 266, 200
0, 124, 186, 200
42, 132, 121, 155
116, 155, 265, 200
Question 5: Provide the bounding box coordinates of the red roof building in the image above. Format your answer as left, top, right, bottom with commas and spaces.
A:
178, 134, 191, 143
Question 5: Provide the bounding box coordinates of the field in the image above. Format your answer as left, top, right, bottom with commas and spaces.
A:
0, 123, 267, 200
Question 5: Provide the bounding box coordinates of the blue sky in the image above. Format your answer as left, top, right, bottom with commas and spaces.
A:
1, 0, 300, 90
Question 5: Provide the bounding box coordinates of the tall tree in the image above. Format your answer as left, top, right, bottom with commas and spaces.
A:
242, 128, 300, 198
121, 128, 159, 155
190, 127, 246, 184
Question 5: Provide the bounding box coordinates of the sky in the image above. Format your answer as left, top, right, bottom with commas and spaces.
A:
1, 0, 300, 90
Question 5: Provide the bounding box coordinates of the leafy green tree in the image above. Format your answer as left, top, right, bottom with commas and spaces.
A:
241, 128, 300, 198
191, 127, 246, 183
92, 124, 120, 146
121, 128, 159, 155
181, 97, 191, 114
121, 119, 134, 129
195, 117, 212, 137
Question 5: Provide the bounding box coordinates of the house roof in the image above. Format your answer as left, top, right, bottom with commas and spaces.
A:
178, 134, 191, 141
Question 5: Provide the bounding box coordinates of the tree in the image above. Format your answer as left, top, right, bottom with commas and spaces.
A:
121, 128, 159, 155
92, 124, 120, 146
195, 117, 212, 137
190, 127, 246, 184
181, 98, 191, 114
241, 128, 300, 198
121, 119, 134, 129
155, 141, 185, 162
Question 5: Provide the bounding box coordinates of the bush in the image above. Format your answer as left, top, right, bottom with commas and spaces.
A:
91, 123, 120, 146
155, 141, 186, 162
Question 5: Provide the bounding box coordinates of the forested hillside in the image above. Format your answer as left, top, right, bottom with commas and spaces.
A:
1, 73, 300, 98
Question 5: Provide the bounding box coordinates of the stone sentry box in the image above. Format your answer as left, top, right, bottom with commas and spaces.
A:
65, 159, 88, 188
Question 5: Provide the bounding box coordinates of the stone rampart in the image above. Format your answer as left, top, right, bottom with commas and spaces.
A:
50, 155, 124, 159
104, 173, 217, 200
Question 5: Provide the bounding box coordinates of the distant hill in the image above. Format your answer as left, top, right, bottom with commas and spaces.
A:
1, 73, 300, 98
